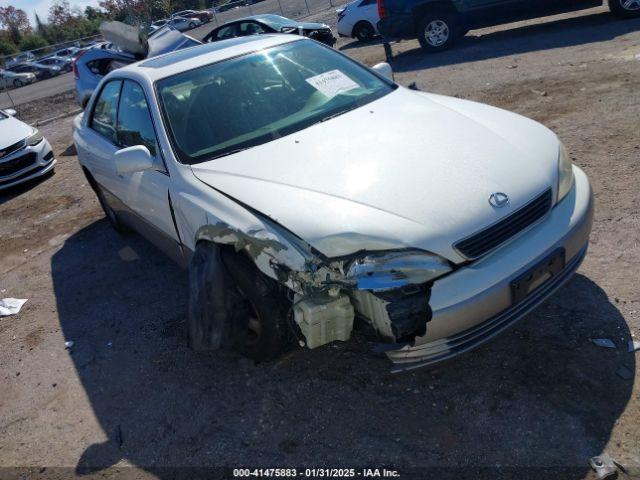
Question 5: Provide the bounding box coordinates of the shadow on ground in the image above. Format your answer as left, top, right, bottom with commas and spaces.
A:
386, 12, 640, 72
51, 221, 634, 477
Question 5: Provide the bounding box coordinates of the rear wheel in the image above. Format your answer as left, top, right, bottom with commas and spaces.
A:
353, 21, 375, 42
417, 12, 457, 52
189, 21, 196, 29
610, 0, 640, 17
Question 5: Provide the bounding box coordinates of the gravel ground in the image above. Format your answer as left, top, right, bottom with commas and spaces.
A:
0, 6, 639, 479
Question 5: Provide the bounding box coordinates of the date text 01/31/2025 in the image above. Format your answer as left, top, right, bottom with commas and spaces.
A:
233, 468, 401, 477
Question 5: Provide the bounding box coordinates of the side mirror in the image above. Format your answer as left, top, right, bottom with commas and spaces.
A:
114, 145, 154, 175
372, 62, 394, 82
4, 108, 16, 117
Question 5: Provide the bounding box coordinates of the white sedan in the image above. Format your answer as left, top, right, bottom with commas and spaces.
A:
0, 109, 55, 190
73, 35, 593, 369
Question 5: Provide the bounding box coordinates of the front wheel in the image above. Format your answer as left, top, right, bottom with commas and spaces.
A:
417, 12, 457, 52
609, 0, 640, 17
353, 21, 375, 42
13, 79, 23, 88
189, 22, 196, 29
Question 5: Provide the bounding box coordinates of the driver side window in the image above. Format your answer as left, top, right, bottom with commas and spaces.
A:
116, 80, 158, 157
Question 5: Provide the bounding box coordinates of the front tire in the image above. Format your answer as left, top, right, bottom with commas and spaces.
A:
353, 21, 375, 42
13, 79, 23, 88
189, 22, 196, 29
610, 0, 640, 17
417, 12, 457, 52
221, 250, 293, 361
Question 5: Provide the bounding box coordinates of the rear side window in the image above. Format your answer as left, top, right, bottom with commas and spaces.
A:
90, 80, 122, 143
116, 80, 157, 156
214, 24, 237, 40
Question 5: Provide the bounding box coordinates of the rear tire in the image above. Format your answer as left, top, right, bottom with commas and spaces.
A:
353, 21, 375, 42
609, 0, 640, 17
417, 12, 457, 52
189, 22, 196, 29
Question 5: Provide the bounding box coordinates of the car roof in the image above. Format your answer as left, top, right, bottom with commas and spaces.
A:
132, 34, 301, 80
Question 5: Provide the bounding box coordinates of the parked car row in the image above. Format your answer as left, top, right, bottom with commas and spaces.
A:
1, 44, 88, 90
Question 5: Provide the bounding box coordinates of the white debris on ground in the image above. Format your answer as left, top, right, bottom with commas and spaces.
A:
0, 298, 28, 316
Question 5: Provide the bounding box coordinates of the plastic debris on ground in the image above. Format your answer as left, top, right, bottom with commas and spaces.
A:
589, 453, 617, 479
591, 338, 616, 349
0, 298, 28, 316
628, 340, 640, 353
64, 340, 74, 349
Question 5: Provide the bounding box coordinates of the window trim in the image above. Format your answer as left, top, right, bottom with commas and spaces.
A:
89, 78, 123, 146
89, 77, 169, 174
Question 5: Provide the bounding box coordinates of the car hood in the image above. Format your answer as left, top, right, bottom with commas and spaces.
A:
0, 115, 33, 148
191, 88, 560, 262
298, 22, 330, 30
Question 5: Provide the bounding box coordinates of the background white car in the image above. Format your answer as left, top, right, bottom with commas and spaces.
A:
167, 16, 202, 31
0, 69, 36, 88
337, 0, 380, 42
0, 109, 55, 190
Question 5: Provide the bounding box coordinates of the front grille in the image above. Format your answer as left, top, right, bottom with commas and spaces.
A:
0, 152, 37, 177
0, 139, 25, 159
455, 188, 553, 259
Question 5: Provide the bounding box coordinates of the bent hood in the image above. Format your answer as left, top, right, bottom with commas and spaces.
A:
0, 114, 33, 149
191, 88, 560, 262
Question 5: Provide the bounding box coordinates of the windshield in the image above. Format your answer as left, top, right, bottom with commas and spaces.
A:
157, 40, 394, 164
256, 14, 296, 30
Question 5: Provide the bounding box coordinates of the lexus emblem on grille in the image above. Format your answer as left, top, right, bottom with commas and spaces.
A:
489, 192, 510, 208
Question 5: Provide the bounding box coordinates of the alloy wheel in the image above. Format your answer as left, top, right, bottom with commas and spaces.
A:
620, 0, 640, 10
424, 20, 450, 47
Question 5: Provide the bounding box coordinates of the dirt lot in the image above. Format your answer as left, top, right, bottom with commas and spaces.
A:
1, 6, 639, 479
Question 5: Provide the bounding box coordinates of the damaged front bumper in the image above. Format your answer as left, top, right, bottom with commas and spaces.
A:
384, 166, 594, 371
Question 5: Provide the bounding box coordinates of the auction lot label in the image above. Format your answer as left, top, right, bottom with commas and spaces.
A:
305, 70, 360, 99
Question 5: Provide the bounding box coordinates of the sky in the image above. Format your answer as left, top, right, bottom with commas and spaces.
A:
0, 0, 101, 25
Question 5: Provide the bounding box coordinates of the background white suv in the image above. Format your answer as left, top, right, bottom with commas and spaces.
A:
337, 0, 380, 42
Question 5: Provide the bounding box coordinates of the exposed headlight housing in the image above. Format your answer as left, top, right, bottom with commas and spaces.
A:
557, 142, 574, 203
26, 128, 43, 146
346, 250, 452, 292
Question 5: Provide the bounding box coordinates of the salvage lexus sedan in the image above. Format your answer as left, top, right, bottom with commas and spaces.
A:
0, 109, 55, 190
73, 35, 593, 371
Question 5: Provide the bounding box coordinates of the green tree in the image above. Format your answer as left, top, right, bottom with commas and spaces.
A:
0, 37, 18, 56
0, 6, 31, 45
19, 34, 48, 52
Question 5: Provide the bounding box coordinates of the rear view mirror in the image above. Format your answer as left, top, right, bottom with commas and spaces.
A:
4, 108, 17, 116
114, 145, 154, 175
372, 62, 394, 82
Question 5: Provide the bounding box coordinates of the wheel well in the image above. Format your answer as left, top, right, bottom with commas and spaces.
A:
82, 166, 98, 192
352, 19, 374, 36
413, 1, 459, 28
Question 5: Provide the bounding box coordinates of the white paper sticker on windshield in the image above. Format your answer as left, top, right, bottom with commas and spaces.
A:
305, 70, 359, 99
